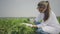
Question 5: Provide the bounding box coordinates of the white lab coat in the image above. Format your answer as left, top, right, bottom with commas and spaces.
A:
35, 11, 60, 34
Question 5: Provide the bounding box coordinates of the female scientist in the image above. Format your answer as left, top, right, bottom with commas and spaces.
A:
24, 1, 60, 34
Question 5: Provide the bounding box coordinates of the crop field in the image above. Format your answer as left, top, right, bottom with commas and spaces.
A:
0, 17, 60, 34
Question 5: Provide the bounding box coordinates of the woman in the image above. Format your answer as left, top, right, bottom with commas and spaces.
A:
24, 1, 60, 34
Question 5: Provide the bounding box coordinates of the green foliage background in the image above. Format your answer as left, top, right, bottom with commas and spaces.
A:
0, 17, 60, 34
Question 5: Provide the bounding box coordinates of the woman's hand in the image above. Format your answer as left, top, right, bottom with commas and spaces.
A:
32, 25, 38, 28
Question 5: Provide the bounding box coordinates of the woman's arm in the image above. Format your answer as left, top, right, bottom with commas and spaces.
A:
34, 13, 44, 22
32, 22, 48, 28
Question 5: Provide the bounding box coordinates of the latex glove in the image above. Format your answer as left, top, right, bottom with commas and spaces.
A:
22, 23, 33, 27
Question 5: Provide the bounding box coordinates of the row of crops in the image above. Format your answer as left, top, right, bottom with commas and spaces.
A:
0, 17, 36, 34
0, 17, 60, 34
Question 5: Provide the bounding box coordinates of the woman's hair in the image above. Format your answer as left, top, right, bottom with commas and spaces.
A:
37, 1, 50, 22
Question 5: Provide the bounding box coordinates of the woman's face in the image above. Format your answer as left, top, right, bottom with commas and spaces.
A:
37, 4, 47, 13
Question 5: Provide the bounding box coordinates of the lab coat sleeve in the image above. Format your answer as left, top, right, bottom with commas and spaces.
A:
37, 22, 48, 28
36, 22, 58, 34
35, 13, 44, 22
34, 14, 41, 22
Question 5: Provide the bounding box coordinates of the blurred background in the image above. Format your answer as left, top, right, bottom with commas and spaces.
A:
0, 0, 60, 17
